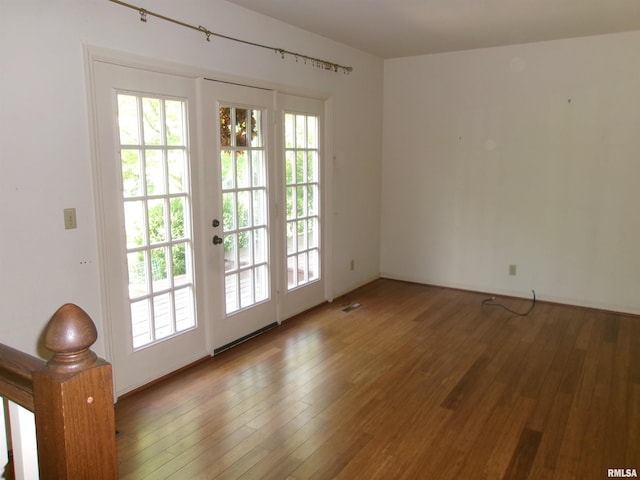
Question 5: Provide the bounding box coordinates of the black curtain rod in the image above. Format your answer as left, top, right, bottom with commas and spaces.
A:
108, 0, 354, 74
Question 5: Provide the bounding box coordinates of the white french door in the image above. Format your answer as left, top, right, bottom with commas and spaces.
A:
92, 61, 209, 395
278, 94, 326, 319
201, 80, 278, 351
202, 84, 328, 350
91, 57, 329, 394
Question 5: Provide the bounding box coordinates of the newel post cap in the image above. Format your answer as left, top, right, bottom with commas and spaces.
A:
44, 303, 98, 372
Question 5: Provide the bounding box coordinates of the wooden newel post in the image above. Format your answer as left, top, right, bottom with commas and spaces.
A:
32, 304, 118, 479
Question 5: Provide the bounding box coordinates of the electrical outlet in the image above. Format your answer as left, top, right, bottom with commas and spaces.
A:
64, 208, 77, 230
509, 264, 517, 276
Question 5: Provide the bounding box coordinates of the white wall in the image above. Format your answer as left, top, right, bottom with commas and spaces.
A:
381, 31, 640, 314
0, 0, 383, 357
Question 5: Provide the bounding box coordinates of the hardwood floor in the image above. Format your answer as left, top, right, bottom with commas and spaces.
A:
115, 279, 640, 479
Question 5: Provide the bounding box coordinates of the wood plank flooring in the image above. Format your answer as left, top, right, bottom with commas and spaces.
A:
115, 279, 640, 479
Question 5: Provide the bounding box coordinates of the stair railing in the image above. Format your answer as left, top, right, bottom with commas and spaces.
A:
0, 304, 117, 479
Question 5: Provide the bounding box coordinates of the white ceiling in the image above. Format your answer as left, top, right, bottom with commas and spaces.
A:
225, 0, 640, 58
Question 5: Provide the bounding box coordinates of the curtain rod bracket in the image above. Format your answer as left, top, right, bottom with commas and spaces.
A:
198, 26, 212, 42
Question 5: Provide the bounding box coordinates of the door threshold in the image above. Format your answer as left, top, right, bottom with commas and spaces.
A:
213, 322, 279, 355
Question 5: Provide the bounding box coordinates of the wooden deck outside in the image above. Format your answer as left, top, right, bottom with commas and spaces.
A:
115, 279, 640, 479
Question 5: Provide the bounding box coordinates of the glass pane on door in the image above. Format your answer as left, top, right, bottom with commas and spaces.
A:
284, 112, 321, 290
219, 106, 270, 314
117, 93, 197, 350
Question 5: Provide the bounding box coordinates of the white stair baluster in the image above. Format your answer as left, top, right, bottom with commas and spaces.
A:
8, 401, 39, 480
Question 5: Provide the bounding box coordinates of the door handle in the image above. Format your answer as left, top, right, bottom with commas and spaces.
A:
212, 235, 223, 245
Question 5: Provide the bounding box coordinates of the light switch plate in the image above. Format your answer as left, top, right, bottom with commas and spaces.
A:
64, 208, 77, 230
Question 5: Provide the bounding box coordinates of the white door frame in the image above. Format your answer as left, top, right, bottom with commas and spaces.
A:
85, 46, 334, 390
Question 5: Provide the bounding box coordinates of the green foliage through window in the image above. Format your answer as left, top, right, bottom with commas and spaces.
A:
138, 197, 187, 281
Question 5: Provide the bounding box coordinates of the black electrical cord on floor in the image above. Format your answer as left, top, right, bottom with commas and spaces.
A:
482, 290, 536, 316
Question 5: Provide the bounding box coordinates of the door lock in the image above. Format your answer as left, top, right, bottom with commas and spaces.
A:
212, 219, 220, 227
212, 235, 223, 245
